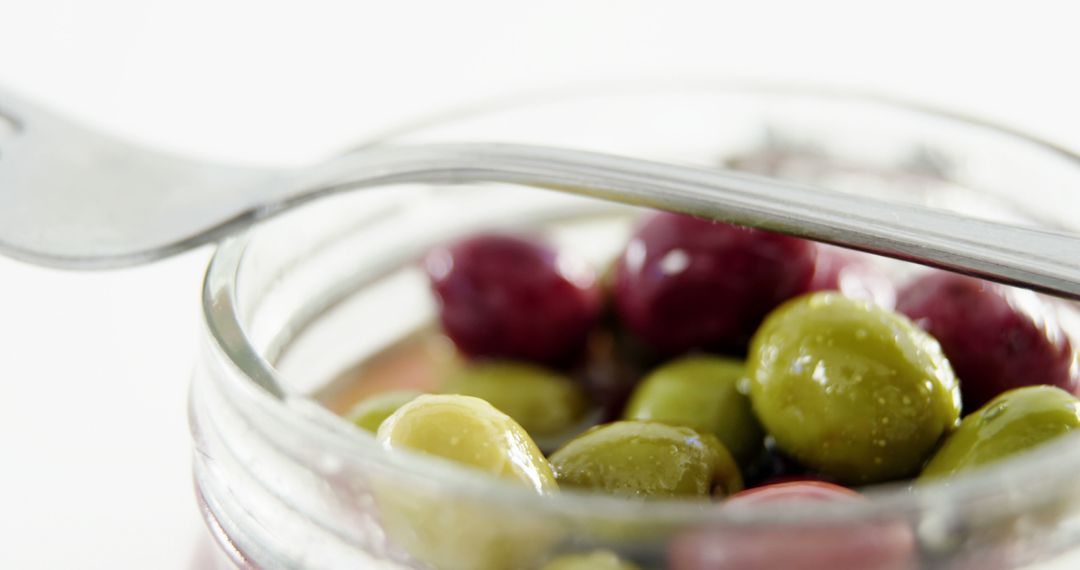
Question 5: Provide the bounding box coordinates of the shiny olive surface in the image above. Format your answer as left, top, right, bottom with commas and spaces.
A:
896, 272, 1078, 413
622, 355, 763, 463
347, 389, 423, 432
541, 551, 642, 570
921, 385, 1080, 480
440, 361, 589, 437
613, 212, 816, 354
549, 420, 743, 498
749, 293, 961, 484
424, 232, 602, 366
377, 394, 557, 493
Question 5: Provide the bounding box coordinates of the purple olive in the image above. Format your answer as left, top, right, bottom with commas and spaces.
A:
896, 272, 1079, 412
424, 233, 602, 366
806, 245, 896, 308
612, 212, 816, 354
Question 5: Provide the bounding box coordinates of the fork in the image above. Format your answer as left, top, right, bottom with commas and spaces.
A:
1, 86, 1078, 300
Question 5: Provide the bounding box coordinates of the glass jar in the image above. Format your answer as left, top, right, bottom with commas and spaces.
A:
189, 84, 1080, 569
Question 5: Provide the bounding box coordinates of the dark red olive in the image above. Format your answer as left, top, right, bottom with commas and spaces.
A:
424, 233, 602, 366
806, 245, 896, 308
612, 213, 816, 354
896, 272, 1078, 412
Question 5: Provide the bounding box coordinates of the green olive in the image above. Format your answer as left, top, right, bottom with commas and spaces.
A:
549, 420, 743, 498
440, 361, 588, 438
921, 386, 1080, 480
623, 355, 763, 463
748, 292, 961, 484
541, 550, 642, 570
375, 394, 560, 570
377, 394, 557, 492
346, 389, 423, 432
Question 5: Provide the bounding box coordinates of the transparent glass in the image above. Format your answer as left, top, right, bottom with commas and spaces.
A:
190, 84, 1080, 569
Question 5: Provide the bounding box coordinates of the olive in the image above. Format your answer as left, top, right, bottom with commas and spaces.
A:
622, 355, 764, 463
896, 271, 1078, 413
346, 389, 423, 432
670, 480, 915, 570
541, 551, 642, 570
548, 420, 743, 498
439, 361, 589, 438
375, 395, 560, 570
612, 212, 816, 354
725, 481, 859, 505
748, 292, 961, 484
424, 232, 602, 366
806, 244, 896, 308
921, 385, 1080, 480
377, 394, 557, 492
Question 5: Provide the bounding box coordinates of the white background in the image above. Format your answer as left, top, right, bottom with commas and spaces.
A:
1, 2, 1079, 568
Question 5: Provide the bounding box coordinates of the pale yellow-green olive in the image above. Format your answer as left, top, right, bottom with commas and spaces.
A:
377, 394, 557, 492
375, 394, 560, 569
623, 355, 763, 463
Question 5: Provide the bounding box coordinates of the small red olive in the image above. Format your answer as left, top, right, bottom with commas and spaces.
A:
669, 481, 915, 570
613, 212, 816, 354
896, 272, 1078, 412
425, 233, 602, 366
726, 480, 859, 505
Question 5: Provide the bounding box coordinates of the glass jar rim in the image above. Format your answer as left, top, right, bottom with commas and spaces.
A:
200, 81, 1080, 526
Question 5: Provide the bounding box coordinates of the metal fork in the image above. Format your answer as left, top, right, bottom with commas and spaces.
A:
1, 86, 1078, 300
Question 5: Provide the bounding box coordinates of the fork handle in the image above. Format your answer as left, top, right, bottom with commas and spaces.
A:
271, 142, 1080, 301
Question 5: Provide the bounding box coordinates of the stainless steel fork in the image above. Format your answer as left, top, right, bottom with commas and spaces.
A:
0, 86, 286, 266
1, 86, 1079, 300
